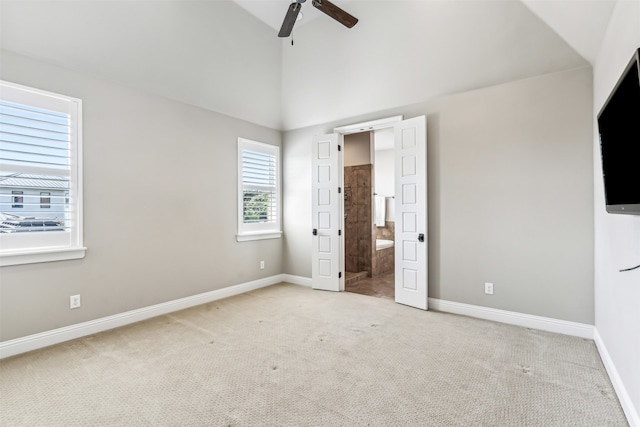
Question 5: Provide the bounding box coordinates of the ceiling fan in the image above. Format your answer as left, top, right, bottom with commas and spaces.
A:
278, 0, 358, 38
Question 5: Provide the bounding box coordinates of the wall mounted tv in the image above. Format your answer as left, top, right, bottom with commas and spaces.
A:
597, 48, 640, 215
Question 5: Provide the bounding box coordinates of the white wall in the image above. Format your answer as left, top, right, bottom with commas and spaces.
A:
283, 67, 595, 325
0, 52, 282, 341
0, 0, 282, 129
281, 0, 586, 130
374, 149, 395, 222
593, 1, 640, 424
374, 149, 394, 199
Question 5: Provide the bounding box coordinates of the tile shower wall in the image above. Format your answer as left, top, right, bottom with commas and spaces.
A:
344, 164, 372, 276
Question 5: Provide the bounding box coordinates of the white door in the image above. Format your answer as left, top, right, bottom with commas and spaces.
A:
394, 116, 428, 310
311, 133, 344, 291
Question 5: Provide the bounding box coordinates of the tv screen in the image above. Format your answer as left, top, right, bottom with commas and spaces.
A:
597, 48, 640, 215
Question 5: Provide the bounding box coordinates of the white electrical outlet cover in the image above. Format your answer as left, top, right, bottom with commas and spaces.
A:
485, 283, 493, 294
70, 295, 81, 308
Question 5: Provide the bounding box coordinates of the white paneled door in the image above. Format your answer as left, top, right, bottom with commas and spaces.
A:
311, 133, 344, 292
394, 116, 428, 310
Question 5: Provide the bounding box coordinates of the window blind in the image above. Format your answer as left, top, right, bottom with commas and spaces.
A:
242, 149, 277, 224
0, 99, 71, 230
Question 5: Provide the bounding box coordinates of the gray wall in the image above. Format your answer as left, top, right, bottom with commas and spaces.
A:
0, 52, 282, 341
283, 67, 594, 324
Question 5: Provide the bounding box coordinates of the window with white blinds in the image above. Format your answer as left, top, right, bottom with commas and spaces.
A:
237, 138, 281, 241
0, 80, 85, 266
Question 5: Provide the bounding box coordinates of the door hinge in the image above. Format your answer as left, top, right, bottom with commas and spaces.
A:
338, 145, 342, 151
338, 187, 342, 193
338, 229, 342, 236
339, 272, 342, 278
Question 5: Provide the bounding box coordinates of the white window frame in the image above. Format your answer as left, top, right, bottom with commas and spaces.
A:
236, 138, 282, 242
0, 80, 85, 266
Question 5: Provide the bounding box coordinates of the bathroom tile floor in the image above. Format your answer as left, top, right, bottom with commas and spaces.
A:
345, 272, 395, 300
345, 271, 368, 286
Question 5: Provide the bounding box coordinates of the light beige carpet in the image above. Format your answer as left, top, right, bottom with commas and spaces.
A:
0, 283, 628, 426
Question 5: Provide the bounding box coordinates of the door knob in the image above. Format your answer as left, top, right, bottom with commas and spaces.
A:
312, 229, 318, 236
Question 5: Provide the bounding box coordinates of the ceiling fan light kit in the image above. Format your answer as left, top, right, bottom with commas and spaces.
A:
278, 0, 358, 38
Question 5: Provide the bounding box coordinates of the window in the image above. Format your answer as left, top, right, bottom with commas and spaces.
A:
0, 80, 85, 266
237, 138, 281, 241
11, 191, 23, 208
40, 192, 51, 209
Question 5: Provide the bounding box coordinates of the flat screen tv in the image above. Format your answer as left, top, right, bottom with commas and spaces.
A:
597, 48, 640, 215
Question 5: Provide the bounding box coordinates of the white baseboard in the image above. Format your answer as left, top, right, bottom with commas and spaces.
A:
0, 274, 288, 359
428, 298, 594, 339
594, 329, 639, 427
280, 274, 312, 287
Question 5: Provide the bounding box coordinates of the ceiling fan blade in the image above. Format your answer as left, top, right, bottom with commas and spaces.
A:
278, 2, 302, 38
312, 0, 358, 29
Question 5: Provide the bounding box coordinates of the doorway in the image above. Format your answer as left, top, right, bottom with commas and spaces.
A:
343, 128, 396, 300
311, 115, 428, 310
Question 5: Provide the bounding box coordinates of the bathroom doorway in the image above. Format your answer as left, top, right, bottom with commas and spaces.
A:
311, 115, 427, 309
343, 128, 396, 300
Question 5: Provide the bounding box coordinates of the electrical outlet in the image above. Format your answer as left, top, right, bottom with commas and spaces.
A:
484, 283, 494, 295
70, 294, 81, 309
260, 261, 265, 270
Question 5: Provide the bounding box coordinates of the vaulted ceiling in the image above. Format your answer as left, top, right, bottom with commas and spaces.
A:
233, 0, 342, 31
0, 1, 618, 130
233, 0, 616, 66
520, 0, 616, 64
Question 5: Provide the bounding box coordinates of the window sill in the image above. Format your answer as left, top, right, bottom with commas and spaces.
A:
0, 247, 87, 267
236, 231, 282, 242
